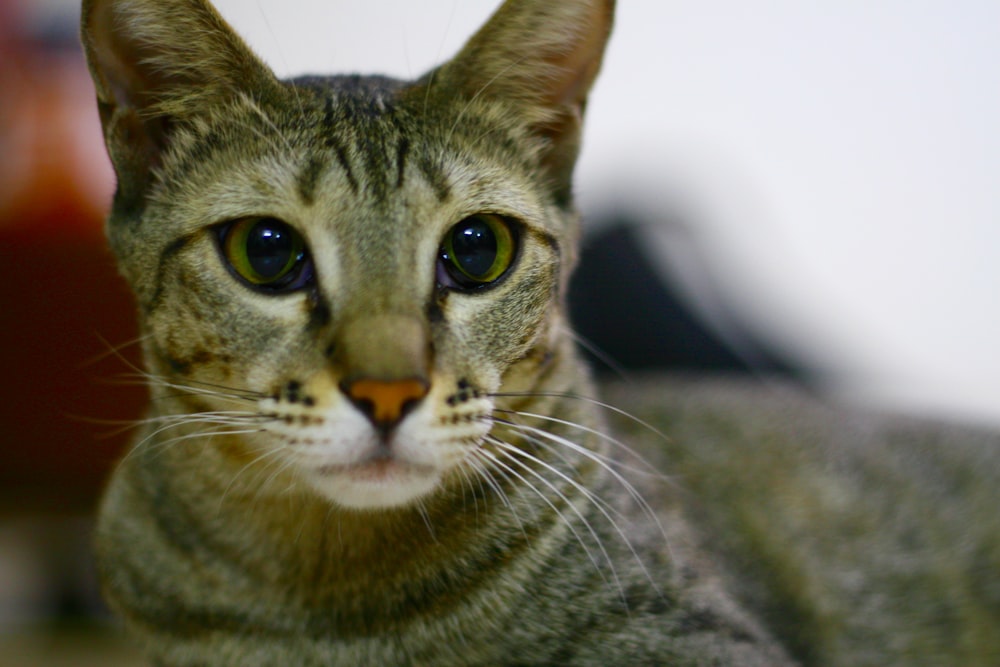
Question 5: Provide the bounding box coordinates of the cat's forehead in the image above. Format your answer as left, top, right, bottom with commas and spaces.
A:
282, 74, 545, 196
157, 76, 554, 236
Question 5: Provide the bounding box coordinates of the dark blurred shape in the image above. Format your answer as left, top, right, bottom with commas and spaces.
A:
569, 217, 798, 377
1, 230, 145, 514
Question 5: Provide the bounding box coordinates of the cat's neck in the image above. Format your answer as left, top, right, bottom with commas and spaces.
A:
125, 422, 598, 637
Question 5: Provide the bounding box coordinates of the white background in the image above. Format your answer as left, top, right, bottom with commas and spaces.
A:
54, 0, 1000, 425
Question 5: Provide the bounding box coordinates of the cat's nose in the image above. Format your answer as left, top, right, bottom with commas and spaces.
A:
341, 377, 429, 434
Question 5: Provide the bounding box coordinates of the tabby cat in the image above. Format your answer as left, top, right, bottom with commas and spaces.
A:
81, 0, 1000, 665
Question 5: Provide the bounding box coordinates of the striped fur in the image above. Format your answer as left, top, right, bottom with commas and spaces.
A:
82, 0, 1000, 666
82, 0, 788, 663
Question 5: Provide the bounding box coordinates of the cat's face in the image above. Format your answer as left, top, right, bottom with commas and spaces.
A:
82, 0, 612, 509
135, 85, 566, 508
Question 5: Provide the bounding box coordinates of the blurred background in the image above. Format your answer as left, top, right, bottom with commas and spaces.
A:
1, 0, 997, 663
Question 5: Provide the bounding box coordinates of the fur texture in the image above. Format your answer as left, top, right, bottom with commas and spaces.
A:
81, 1, 1000, 665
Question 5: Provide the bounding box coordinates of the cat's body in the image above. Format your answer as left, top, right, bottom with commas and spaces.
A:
608, 378, 1000, 666
81, 0, 1000, 665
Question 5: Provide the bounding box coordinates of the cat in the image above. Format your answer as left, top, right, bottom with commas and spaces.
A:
80, 0, 1000, 665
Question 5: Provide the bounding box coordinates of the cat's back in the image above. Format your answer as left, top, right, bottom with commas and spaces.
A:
608, 375, 1000, 666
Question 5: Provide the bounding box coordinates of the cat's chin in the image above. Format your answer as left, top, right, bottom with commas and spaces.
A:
305, 459, 443, 509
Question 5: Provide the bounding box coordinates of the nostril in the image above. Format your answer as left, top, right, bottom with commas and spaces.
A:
349, 396, 377, 421
340, 377, 430, 430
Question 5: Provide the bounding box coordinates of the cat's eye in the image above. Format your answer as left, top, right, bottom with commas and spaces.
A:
438, 214, 518, 289
218, 217, 312, 291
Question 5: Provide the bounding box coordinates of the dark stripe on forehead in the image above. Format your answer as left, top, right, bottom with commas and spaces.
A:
395, 136, 410, 189
417, 154, 451, 202
326, 135, 359, 194
322, 95, 336, 133
359, 133, 390, 200
297, 154, 326, 205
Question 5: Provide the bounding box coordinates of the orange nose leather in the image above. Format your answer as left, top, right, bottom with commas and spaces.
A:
344, 378, 429, 425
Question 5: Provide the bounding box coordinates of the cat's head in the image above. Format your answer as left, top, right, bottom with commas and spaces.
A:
81, 0, 613, 509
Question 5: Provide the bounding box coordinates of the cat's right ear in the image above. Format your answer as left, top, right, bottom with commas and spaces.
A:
427, 0, 615, 206
80, 0, 280, 198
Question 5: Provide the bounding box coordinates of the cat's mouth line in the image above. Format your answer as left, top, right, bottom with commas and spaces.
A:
315, 453, 437, 479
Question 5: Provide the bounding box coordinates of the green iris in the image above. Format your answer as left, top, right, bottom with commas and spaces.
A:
222, 217, 306, 288
441, 214, 516, 287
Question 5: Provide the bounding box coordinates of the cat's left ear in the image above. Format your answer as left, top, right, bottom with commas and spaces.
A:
80, 0, 281, 200
429, 0, 615, 203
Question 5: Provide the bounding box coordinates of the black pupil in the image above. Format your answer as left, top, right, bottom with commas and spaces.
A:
247, 221, 297, 279
452, 219, 498, 278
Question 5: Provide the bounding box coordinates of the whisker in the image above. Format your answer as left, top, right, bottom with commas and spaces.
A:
79, 332, 153, 370
492, 409, 668, 481
94, 409, 270, 440
474, 445, 573, 555
141, 373, 267, 400
489, 391, 671, 444
494, 417, 675, 567
133, 419, 236, 452
416, 500, 438, 542
218, 445, 288, 511
490, 437, 662, 602
64, 413, 149, 440
453, 460, 484, 527
101, 366, 269, 408
467, 448, 529, 541
121, 425, 266, 472
562, 326, 630, 382
111, 371, 268, 398
82, 410, 263, 426
483, 438, 623, 602
246, 451, 302, 514
134, 390, 257, 409
461, 444, 514, 509
492, 430, 623, 524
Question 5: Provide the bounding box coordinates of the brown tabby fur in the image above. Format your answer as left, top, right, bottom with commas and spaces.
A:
81, 0, 1000, 665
